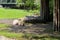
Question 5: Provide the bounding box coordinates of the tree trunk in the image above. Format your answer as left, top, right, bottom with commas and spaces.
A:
53, 0, 60, 32
40, 0, 50, 22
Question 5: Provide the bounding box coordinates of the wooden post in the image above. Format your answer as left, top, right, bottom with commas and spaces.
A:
40, 0, 50, 22
53, 0, 60, 32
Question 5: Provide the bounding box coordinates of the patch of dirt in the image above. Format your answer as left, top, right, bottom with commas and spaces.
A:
0, 19, 16, 25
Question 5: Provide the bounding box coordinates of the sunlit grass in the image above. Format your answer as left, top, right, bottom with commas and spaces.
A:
0, 8, 39, 19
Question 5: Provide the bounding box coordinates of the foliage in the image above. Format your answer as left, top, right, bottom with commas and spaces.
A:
49, 0, 53, 21
1, 0, 40, 10
25, 0, 34, 7
22, 0, 35, 10
49, 0, 53, 14
16, 0, 40, 10
16, 0, 23, 7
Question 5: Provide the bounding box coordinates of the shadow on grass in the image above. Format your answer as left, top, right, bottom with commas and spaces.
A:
5, 22, 53, 34
0, 23, 60, 40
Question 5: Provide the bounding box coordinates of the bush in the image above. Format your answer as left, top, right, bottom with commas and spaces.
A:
16, 0, 40, 10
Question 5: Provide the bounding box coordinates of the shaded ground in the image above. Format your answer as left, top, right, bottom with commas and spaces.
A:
0, 19, 54, 40
0, 19, 53, 34
10, 23, 53, 34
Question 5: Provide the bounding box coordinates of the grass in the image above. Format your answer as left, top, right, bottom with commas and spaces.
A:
0, 31, 24, 38
39, 38, 60, 40
0, 24, 60, 40
23, 33, 60, 40
0, 24, 9, 28
0, 23, 24, 39
0, 30, 59, 40
0, 8, 39, 19
0, 8, 59, 40
0, 31, 60, 40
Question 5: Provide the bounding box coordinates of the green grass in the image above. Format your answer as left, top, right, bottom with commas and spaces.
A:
0, 8, 39, 19
0, 31, 24, 38
0, 31, 59, 40
0, 31, 60, 40
0, 24, 9, 28
39, 38, 60, 40
0, 8, 32, 19
23, 33, 60, 40
0, 23, 59, 40
0, 23, 24, 39
0, 23, 60, 40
